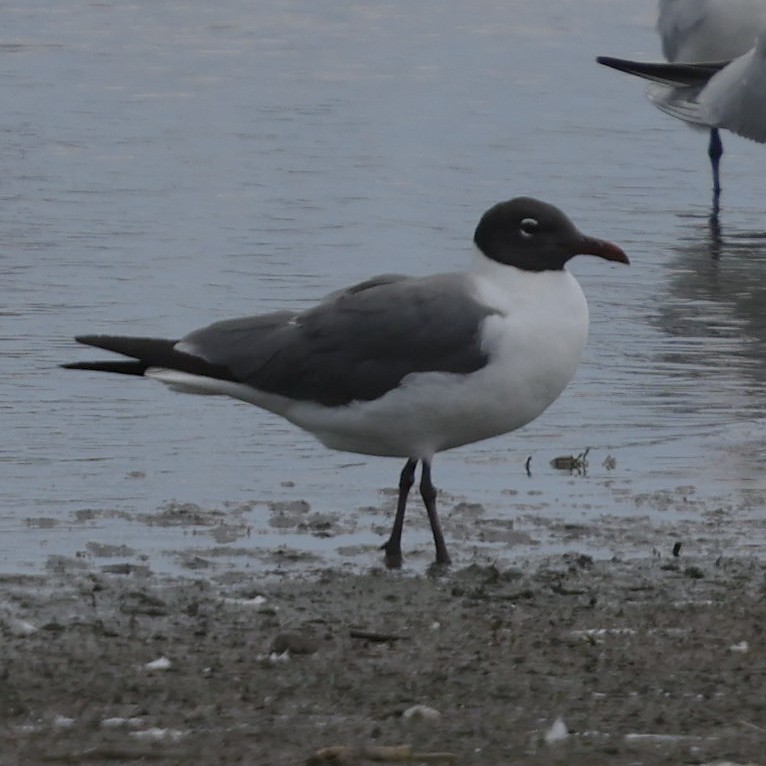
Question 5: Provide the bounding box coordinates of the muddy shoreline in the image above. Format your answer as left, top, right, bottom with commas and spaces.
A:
2, 548, 764, 765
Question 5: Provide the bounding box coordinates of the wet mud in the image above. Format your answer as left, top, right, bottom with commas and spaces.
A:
1, 542, 764, 765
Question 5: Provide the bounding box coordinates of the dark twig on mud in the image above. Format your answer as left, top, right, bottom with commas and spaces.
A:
349, 629, 408, 643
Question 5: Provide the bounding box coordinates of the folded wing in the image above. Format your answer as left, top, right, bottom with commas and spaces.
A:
66, 273, 497, 408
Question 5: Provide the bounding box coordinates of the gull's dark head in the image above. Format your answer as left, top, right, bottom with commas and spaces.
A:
474, 197, 629, 272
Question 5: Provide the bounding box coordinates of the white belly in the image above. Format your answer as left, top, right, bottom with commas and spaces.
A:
284, 268, 590, 458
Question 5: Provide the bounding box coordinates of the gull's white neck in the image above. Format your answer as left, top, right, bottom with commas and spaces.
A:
469, 244, 590, 415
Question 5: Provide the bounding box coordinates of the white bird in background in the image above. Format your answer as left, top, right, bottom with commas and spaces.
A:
598, 0, 766, 202
657, 0, 764, 62
63, 198, 628, 569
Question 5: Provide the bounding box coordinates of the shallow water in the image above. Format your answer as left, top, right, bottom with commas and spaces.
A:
2, 0, 766, 574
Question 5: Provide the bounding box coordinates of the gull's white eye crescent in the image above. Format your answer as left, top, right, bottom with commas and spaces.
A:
519, 217, 539, 238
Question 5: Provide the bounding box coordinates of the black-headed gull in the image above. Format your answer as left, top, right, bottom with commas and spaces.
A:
599, 0, 766, 199
63, 198, 628, 568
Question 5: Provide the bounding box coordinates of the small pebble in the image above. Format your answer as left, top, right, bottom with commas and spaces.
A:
270, 632, 319, 655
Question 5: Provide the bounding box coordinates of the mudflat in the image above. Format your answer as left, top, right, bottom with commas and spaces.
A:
1, 551, 763, 765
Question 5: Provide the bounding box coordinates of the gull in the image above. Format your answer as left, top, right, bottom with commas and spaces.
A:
63, 197, 628, 568
599, 0, 766, 199
657, 0, 764, 63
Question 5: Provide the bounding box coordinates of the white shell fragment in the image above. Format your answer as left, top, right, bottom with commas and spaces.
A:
144, 656, 172, 671
544, 717, 569, 744
728, 640, 749, 653
402, 704, 442, 721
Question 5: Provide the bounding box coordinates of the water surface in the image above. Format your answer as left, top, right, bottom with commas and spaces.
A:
2, 0, 765, 574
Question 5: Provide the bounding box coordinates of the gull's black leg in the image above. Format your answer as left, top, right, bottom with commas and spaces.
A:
419, 459, 451, 565
381, 458, 417, 569
708, 128, 723, 201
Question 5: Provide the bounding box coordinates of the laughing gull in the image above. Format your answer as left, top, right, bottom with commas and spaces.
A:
63, 197, 629, 568
599, 0, 766, 200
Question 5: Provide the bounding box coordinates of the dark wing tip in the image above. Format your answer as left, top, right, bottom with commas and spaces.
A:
65, 334, 238, 383
61, 360, 149, 376
74, 334, 132, 348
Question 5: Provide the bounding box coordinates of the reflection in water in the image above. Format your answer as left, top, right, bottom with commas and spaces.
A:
656, 212, 766, 410
708, 205, 721, 258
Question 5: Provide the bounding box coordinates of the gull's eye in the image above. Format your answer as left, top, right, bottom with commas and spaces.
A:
519, 217, 539, 238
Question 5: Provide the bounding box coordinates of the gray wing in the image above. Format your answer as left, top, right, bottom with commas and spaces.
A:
180, 273, 496, 407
